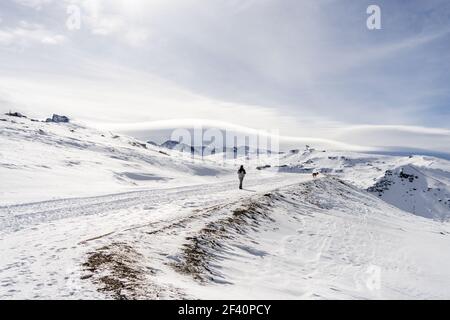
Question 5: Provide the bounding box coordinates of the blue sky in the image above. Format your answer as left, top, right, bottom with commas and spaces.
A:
0, 0, 449, 152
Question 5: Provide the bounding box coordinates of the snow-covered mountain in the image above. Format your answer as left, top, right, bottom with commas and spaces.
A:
159, 140, 215, 156
1, 113, 450, 300
158, 139, 275, 158
368, 166, 450, 221
0, 114, 231, 205
251, 147, 450, 221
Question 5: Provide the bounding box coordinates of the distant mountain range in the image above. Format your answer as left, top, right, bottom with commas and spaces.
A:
152, 139, 280, 156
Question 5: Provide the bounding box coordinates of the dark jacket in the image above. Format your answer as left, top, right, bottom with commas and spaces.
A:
238, 167, 246, 179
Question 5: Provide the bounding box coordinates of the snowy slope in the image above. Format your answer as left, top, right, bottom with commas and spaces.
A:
173, 178, 450, 299
0, 115, 231, 205
0, 172, 312, 299
368, 165, 450, 221
250, 147, 450, 220
2, 174, 450, 299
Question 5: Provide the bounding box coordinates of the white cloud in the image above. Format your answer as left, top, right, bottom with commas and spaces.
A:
0, 30, 14, 44
13, 0, 53, 10
124, 28, 149, 47
334, 125, 450, 154
93, 118, 372, 151
338, 125, 450, 136
41, 34, 65, 44
89, 15, 124, 36
66, 0, 155, 46
0, 21, 66, 46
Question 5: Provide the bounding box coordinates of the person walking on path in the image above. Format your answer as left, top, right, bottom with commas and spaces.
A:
238, 165, 246, 190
